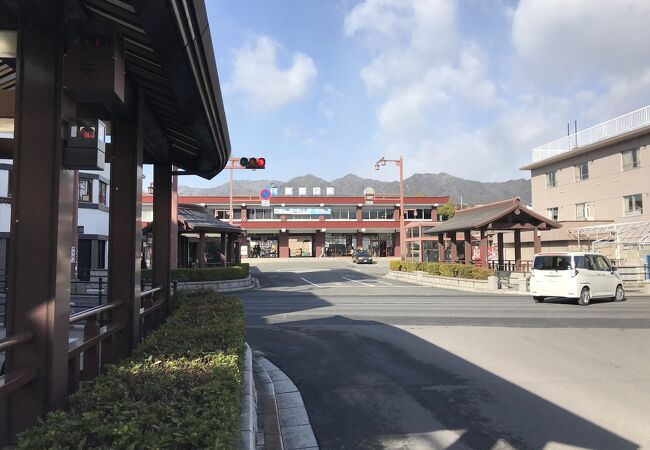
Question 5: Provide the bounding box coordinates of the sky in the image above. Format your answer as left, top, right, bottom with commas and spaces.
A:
163, 0, 650, 189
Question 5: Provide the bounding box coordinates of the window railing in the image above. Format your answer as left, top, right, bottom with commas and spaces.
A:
532, 105, 650, 162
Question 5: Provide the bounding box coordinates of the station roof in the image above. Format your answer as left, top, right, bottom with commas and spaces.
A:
143, 195, 450, 206
424, 198, 561, 234
0, 0, 230, 179
178, 204, 243, 234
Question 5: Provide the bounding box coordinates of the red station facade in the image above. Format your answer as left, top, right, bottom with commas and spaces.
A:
143, 193, 449, 259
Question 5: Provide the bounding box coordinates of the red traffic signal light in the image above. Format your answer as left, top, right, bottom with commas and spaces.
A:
239, 157, 266, 169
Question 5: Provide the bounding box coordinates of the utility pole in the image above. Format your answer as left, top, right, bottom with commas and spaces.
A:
375, 155, 405, 260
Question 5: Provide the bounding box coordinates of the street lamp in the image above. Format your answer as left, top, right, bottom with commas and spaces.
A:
374, 155, 405, 260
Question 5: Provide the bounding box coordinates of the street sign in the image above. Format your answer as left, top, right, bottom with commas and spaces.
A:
261, 199, 270, 207
259, 188, 272, 201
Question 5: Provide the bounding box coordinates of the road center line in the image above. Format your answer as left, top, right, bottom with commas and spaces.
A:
342, 276, 375, 287
300, 277, 324, 288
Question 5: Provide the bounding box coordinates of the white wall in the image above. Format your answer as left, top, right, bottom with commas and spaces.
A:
78, 209, 109, 236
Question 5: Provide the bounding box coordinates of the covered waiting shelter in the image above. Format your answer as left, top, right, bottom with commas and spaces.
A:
177, 204, 244, 267
424, 198, 561, 270
0, 0, 230, 443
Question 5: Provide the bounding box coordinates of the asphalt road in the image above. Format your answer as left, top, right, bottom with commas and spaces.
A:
241, 259, 650, 450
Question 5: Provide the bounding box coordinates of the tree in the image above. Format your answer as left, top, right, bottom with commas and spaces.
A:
437, 202, 457, 220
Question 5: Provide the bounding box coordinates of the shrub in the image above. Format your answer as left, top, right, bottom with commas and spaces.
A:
17, 291, 246, 450
141, 263, 250, 283
390, 261, 494, 280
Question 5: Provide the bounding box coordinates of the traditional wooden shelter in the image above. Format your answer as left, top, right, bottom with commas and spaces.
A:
176, 204, 243, 267
424, 198, 561, 270
0, 0, 230, 443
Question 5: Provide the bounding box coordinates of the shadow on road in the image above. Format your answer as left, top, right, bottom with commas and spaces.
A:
244, 266, 639, 449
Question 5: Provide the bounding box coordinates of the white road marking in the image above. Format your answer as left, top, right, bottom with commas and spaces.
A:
342, 276, 375, 287
376, 280, 394, 286
277, 268, 331, 273
300, 277, 324, 288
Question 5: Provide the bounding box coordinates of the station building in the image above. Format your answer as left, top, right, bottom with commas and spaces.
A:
142, 192, 449, 258
0, 160, 110, 278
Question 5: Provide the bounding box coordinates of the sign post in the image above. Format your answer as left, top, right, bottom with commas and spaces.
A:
260, 187, 272, 207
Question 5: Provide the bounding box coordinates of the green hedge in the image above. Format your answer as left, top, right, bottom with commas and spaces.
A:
391, 261, 494, 280
141, 263, 250, 283
17, 291, 246, 449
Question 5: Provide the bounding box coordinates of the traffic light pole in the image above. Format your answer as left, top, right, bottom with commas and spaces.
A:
375, 156, 405, 260
227, 158, 245, 225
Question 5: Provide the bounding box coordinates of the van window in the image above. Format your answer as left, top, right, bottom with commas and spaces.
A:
533, 255, 571, 271
594, 255, 611, 271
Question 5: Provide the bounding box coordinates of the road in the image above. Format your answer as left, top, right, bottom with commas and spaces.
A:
241, 259, 650, 450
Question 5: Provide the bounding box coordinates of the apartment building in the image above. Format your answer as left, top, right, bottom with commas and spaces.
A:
520, 105, 650, 266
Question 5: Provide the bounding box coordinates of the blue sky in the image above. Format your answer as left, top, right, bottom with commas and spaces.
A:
166, 0, 650, 189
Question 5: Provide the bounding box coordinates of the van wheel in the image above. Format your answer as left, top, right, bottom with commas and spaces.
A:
613, 285, 626, 302
533, 296, 545, 303
578, 287, 590, 306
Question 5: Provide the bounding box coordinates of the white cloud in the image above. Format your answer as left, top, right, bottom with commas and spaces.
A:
345, 0, 497, 138
231, 36, 317, 110
512, 0, 650, 83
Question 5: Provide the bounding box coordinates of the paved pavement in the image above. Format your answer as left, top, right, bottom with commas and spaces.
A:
242, 259, 650, 449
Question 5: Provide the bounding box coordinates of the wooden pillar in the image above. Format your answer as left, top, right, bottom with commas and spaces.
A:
437, 234, 445, 262
197, 231, 205, 268
108, 97, 144, 354
514, 229, 522, 271
226, 233, 235, 264
279, 231, 289, 258
356, 232, 363, 249
533, 228, 542, 254
170, 171, 178, 269
3, 4, 72, 439
220, 232, 227, 265
480, 229, 488, 268
497, 232, 505, 270
464, 230, 472, 265
153, 163, 172, 310
449, 232, 457, 263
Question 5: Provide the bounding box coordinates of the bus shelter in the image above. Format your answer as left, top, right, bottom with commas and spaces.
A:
424, 198, 561, 271
0, 0, 230, 443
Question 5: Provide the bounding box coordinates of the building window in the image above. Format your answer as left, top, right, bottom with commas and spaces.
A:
362, 208, 394, 220
285, 187, 293, 196
546, 171, 557, 188
6, 168, 12, 198
79, 178, 92, 202
575, 161, 589, 181
623, 194, 643, 216
576, 202, 594, 220
98, 181, 108, 206
249, 208, 275, 220
404, 208, 432, 220
546, 207, 559, 221
622, 148, 640, 171
330, 207, 356, 220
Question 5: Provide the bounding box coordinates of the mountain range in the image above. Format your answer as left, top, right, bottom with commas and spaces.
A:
179, 173, 531, 205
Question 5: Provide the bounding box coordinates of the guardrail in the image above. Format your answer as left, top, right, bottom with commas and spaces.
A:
139, 285, 164, 339
532, 105, 650, 162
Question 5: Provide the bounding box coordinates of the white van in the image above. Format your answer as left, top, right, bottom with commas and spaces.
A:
529, 252, 626, 306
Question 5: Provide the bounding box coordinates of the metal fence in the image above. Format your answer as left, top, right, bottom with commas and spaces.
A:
533, 105, 650, 162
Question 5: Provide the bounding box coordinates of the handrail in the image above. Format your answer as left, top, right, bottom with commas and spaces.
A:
0, 330, 34, 352
140, 298, 165, 317
69, 301, 123, 324
140, 286, 162, 298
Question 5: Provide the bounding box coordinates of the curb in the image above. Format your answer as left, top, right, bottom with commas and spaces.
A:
240, 344, 258, 450
253, 351, 318, 450
385, 271, 524, 295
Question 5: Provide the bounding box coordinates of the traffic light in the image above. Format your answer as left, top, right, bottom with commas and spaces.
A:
239, 157, 266, 169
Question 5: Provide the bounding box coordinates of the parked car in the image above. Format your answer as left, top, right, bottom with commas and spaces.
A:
529, 252, 625, 306
352, 250, 373, 264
